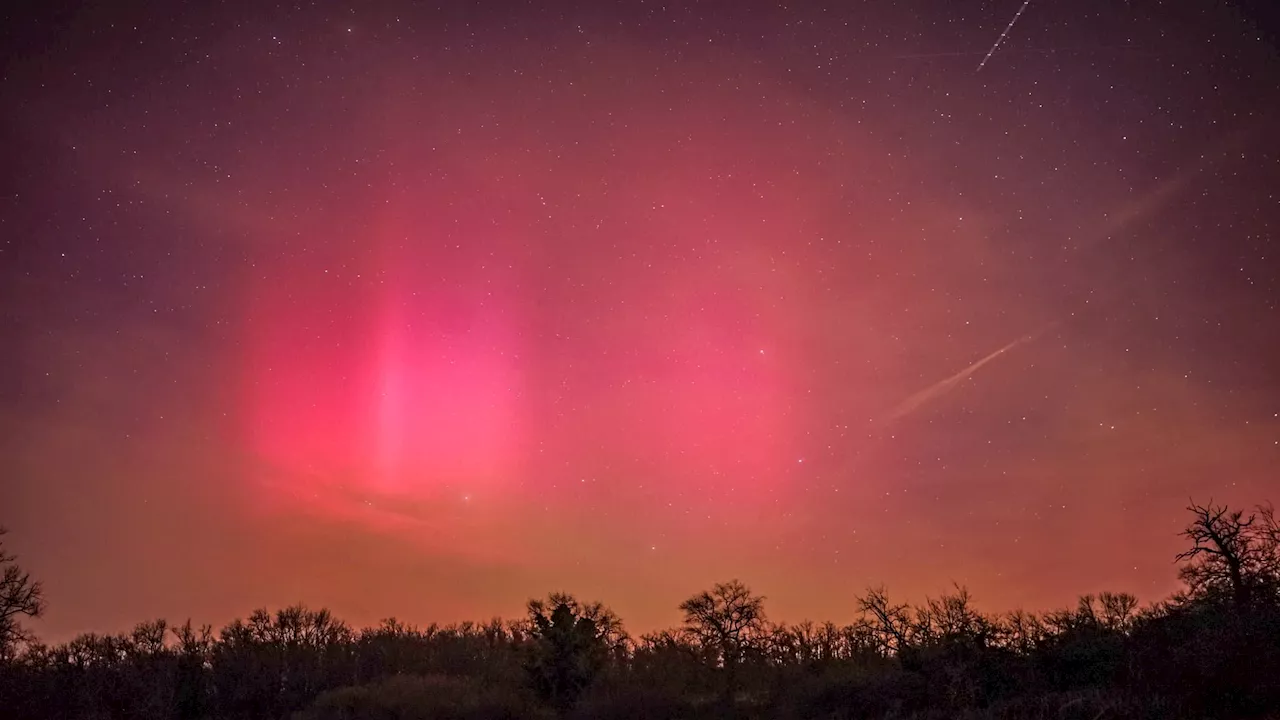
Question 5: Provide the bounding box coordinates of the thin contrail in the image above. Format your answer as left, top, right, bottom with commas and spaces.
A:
885, 326, 1051, 424
977, 0, 1033, 72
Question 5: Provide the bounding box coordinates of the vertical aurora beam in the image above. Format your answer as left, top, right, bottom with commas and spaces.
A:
372, 270, 409, 495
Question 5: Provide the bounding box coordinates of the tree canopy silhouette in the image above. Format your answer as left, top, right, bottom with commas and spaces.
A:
1, 499, 1278, 719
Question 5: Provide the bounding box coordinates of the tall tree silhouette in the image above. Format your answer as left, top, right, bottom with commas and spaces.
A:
679, 579, 766, 707
0, 527, 44, 660
524, 592, 623, 714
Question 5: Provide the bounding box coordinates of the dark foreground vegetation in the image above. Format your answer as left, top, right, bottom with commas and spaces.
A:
1, 500, 1278, 720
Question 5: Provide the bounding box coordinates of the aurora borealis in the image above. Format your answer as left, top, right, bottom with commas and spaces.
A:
2, 0, 1278, 640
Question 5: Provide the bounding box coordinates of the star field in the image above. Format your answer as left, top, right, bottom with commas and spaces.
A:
1, 0, 1278, 638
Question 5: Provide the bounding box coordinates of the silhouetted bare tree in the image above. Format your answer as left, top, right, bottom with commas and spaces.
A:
0, 527, 44, 660
913, 584, 996, 650
1177, 500, 1280, 608
679, 579, 766, 707
856, 586, 912, 655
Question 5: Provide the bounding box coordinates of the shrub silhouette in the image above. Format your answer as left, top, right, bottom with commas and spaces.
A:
293, 674, 541, 720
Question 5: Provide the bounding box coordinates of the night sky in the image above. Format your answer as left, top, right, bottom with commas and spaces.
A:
2, 0, 1278, 642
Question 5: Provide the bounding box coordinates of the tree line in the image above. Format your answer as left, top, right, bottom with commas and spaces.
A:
0, 499, 1277, 719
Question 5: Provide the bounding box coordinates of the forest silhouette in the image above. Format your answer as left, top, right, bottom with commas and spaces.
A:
1, 500, 1278, 720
